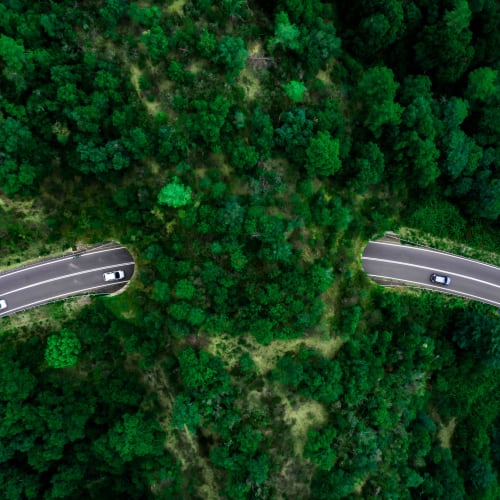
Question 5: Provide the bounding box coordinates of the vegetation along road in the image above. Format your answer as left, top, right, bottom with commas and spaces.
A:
0, 245, 134, 318
362, 239, 500, 308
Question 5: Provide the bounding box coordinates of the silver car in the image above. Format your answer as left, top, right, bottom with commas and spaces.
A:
430, 273, 451, 285
0, 299, 7, 310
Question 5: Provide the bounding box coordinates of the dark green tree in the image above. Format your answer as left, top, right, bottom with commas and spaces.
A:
45, 329, 81, 369
215, 36, 248, 78
303, 427, 337, 470
356, 66, 402, 138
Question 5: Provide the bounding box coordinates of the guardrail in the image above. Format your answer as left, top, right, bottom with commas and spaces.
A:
0, 290, 111, 321
0, 241, 119, 278
382, 232, 500, 268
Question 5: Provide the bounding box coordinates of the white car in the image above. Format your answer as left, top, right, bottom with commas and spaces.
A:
0, 299, 7, 310
103, 270, 125, 282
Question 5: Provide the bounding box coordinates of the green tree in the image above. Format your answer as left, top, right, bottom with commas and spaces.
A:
187, 307, 206, 326
189, 96, 231, 145
229, 140, 259, 171
306, 131, 341, 177
357, 66, 402, 138
171, 394, 201, 432
0, 116, 39, 194
282, 80, 306, 103
443, 97, 469, 129
477, 175, 500, 220
122, 126, 150, 160
198, 29, 217, 58
414, 0, 474, 84
304, 427, 337, 470
45, 329, 81, 369
348, 0, 405, 58
311, 468, 358, 499
152, 281, 170, 302
275, 108, 314, 164
216, 36, 248, 78
174, 279, 196, 300
222, 0, 250, 20
466, 67, 498, 101
99, 0, 129, 35
453, 309, 500, 365
249, 107, 274, 159
273, 348, 343, 403
390, 75, 442, 188
106, 412, 163, 462
304, 19, 342, 74
128, 3, 162, 27
269, 11, 301, 52
158, 177, 192, 207
441, 129, 482, 180
0, 34, 27, 89
469, 458, 497, 492
354, 142, 385, 186
141, 24, 169, 63
177, 347, 231, 399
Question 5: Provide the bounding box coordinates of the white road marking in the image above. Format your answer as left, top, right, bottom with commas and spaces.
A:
0, 262, 135, 296
0, 281, 130, 317
81, 247, 125, 257
366, 273, 500, 308
0, 246, 127, 280
367, 241, 500, 271
362, 257, 500, 289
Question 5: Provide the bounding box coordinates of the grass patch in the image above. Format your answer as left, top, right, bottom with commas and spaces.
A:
166, 0, 188, 16
102, 282, 140, 323
437, 417, 457, 449
237, 41, 265, 100
185, 59, 205, 74
0, 296, 92, 338
207, 332, 343, 375
208, 152, 234, 178
129, 64, 162, 116
283, 397, 327, 455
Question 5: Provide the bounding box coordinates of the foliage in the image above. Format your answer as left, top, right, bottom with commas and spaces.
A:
269, 11, 301, 52
303, 427, 337, 470
304, 18, 342, 74
275, 108, 314, 164
466, 67, 498, 102
356, 66, 402, 138
157, 177, 192, 207
44, 329, 81, 369
174, 279, 196, 300
273, 348, 343, 403
305, 131, 341, 177
215, 36, 248, 78
0, 0, 499, 497
407, 197, 467, 240
282, 80, 306, 103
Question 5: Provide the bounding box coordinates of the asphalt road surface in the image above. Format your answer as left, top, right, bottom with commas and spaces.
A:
362, 240, 500, 308
0, 245, 134, 318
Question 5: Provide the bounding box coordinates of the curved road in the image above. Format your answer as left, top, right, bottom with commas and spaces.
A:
0, 244, 134, 318
362, 239, 500, 308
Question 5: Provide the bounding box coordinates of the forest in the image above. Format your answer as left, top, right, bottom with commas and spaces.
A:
0, 0, 499, 498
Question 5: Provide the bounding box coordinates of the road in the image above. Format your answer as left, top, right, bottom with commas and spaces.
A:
362, 240, 500, 308
0, 245, 134, 318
